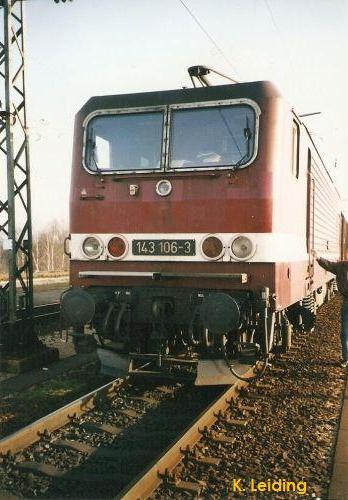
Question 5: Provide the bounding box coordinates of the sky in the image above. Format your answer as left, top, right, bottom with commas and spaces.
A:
20, 0, 348, 230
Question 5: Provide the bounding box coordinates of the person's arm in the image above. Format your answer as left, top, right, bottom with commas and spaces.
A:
312, 250, 338, 274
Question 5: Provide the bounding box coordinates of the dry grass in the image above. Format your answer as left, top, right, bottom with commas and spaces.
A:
0, 271, 68, 280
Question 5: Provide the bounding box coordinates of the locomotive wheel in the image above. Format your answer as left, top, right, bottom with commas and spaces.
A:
302, 309, 316, 332
301, 293, 316, 332
287, 299, 316, 333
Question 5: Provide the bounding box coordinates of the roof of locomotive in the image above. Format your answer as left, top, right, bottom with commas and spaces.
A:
78, 80, 281, 117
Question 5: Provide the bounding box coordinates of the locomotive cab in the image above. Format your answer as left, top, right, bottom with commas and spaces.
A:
61, 73, 343, 385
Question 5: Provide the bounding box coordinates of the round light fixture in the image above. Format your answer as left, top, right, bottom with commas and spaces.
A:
229, 235, 256, 261
107, 235, 128, 259
201, 235, 225, 260
82, 236, 103, 259
156, 179, 172, 197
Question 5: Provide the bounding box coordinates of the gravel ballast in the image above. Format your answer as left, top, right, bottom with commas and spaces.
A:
156, 295, 347, 499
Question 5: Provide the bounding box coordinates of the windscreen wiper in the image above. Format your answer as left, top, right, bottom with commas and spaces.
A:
234, 117, 252, 167
218, 108, 242, 157
86, 133, 102, 173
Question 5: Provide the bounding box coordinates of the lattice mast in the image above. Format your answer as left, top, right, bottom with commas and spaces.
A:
0, 0, 34, 348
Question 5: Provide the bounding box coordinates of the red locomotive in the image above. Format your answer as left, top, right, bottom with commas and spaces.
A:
61, 66, 348, 385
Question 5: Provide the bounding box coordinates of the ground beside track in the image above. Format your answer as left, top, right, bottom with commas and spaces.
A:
0, 277, 100, 434
33, 278, 68, 306
0, 277, 69, 306
329, 377, 348, 498
0, 322, 105, 437
0, 325, 90, 385
0, 360, 112, 439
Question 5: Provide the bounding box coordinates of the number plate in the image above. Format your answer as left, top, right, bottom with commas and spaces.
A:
132, 239, 196, 256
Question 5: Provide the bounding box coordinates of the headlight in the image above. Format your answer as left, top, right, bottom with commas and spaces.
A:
229, 235, 255, 261
82, 236, 103, 259
201, 235, 225, 260
107, 235, 128, 259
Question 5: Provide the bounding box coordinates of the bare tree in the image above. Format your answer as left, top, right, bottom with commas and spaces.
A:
1, 219, 68, 278
32, 219, 69, 275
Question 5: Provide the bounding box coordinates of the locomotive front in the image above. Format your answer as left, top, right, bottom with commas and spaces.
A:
61, 82, 281, 384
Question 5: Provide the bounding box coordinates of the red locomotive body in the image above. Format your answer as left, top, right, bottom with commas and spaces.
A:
62, 77, 346, 384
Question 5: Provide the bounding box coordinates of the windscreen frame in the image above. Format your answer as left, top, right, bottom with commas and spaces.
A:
82, 105, 168, 175
166, 98, 261, 172
81, 98, 261, 176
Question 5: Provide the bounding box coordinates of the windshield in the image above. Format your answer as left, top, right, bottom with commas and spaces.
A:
85, 111, 164, 172
169, 105, 255, 169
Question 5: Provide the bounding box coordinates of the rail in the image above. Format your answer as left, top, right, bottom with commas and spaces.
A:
1, 302, 60, 328
0, 377, 125, 456
118, 371, 253, 499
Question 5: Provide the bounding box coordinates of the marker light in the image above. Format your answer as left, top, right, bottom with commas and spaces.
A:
201, 235, 225, 260
82, 236, 103, 259
156, 179, 172, 197
230, 235, 255, 261
107, 235, 128, 259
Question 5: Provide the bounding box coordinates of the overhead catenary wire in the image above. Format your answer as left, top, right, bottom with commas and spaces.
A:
262, 0, 296, 81
178, 0, 240, 79
263, 0, 278, 32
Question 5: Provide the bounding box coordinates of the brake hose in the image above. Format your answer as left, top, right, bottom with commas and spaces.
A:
222, 312, 271, 381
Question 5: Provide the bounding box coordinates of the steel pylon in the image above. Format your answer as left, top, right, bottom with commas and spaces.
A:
0, 0, 34, 352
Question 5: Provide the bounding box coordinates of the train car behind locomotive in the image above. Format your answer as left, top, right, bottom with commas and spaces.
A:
61, 66, 347, 385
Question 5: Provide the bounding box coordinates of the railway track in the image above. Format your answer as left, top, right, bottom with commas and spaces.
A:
0, 378, 126, 457
0, 297, 346, 499
0, 356, 286, 499
33, 303, 61, 335
1, 303, 60, 329
0, 372, 231, 498
33, 303, 60, 321
119, 372, 256, 499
